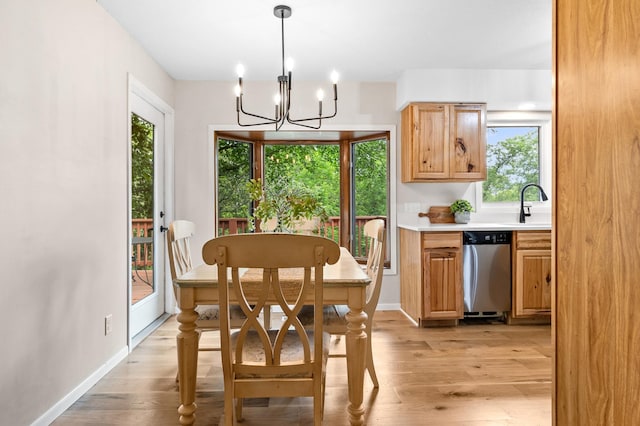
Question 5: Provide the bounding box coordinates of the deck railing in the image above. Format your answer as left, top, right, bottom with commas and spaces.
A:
132, 218, 154, 268
131, 215, 387, 267
218, 215, 386, 261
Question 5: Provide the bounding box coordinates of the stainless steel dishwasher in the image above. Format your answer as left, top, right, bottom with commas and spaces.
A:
462, 231, 512, 317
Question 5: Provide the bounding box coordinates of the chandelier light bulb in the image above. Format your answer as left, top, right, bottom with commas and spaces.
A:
331, 70, 339, 84
274, 93, 282, 105
236, 64, 245, 78
286, 57, 294, 72
234, 84, 242, 97
316, 89, 325, 101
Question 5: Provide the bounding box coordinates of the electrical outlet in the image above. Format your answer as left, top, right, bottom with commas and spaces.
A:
105, 314, 113, 335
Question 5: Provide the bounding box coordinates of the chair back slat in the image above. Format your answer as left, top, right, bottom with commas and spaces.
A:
362, 219, 385, 307
167, 220, 196, 280
203, 234, 340, 381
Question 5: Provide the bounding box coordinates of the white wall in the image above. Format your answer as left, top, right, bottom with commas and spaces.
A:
396, 68, 552, 111
0, 0, 174, 424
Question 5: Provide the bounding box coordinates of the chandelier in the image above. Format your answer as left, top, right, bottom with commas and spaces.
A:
234, 5, 339, 131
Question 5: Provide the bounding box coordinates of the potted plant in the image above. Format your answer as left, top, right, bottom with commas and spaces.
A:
246, 176, 328, 233
450, 199, 473, 224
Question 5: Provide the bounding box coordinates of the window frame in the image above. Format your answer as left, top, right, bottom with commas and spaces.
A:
210, 125, 397, 274
475, 111, 552, 215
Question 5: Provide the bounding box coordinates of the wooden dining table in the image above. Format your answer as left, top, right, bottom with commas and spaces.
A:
173, 247, 371, 425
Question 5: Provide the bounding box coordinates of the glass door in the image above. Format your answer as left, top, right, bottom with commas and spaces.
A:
130, 92, 166, 338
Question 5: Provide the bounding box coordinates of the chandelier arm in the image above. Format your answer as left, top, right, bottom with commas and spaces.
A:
275, 118, 287, 131
287, 98, 338, 124
237, 111, 278, 127
238, 97, 278, 124
237, 117, 278, 127
285, 120, 322, 130
280, 79, 288, 120
237, 112, 278, 126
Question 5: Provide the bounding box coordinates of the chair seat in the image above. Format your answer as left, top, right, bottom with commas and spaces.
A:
298, 305, 349, 334
196, 304, 246, 328
196, 304, 245, 321
231, 329, 330, 378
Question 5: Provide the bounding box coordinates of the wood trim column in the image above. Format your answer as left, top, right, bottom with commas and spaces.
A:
340, 140, 351, 250
554, 0, 640, 424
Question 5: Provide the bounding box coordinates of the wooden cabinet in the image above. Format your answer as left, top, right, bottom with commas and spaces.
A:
400, 229, 463, 326
511, 231, 552, 317
401, 102, 486, 182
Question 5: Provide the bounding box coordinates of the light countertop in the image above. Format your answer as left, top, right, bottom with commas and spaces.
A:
398, 222, 551, 232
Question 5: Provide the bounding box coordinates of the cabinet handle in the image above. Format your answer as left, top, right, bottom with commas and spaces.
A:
546, 274, 551, 284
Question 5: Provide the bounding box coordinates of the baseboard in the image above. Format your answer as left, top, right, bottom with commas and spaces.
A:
398, 308, 420, 326
376, 303, 400, 311
31, 345, 129, 426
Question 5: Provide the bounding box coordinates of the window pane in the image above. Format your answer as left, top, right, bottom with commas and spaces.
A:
353, 139, 388, 217
131, 113, 155, 303
264, 144, 340, 238
353, 139, 388, 261
483, 127, 540, 202
217, 139, 253, 235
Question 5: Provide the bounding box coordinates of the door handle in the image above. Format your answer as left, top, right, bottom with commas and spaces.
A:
159, 225, 168, 233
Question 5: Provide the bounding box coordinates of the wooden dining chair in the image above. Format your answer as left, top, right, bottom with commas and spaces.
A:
166, 220, 246, 353
298, 218, 385, 388
202, 233, 340, 426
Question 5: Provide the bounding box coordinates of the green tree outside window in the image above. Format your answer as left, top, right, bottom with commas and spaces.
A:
483, 127, 540, 202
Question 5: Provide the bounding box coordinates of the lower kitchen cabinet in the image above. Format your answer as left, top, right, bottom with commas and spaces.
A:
511, 230, 552, 318
400, 229, 463, 326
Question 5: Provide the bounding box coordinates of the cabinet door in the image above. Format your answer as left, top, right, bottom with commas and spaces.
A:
402, 102, 486, 182
423, 248, 463, 319
449, 104, 486, 180
407, 104, 450, 180
513, 249, 552, 317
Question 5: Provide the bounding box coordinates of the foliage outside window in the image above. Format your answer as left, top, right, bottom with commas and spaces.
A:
353, 140, 388, 217
131, 113, 154, 219
264, 144, 340, 217
483, 126, 541, 202
217, 139, 252, 221
131, 113, 154, 270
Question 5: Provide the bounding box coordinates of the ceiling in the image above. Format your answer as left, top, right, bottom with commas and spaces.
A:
97, 0, 551, 82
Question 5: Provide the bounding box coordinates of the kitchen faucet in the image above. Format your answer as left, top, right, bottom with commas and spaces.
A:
519, 183, 549, 223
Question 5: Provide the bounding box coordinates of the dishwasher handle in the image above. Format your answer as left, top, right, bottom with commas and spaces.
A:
463, 245, 479, 311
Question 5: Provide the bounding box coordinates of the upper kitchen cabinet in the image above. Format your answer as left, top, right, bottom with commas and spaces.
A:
401, 103, 487, 182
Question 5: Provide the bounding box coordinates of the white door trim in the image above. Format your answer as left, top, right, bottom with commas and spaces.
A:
127, 74, 175, 350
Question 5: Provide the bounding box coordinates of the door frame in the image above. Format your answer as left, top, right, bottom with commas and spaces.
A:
127, 74, 175, 350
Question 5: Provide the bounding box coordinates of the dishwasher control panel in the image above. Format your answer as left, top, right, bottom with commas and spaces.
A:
463, 231, 512, 245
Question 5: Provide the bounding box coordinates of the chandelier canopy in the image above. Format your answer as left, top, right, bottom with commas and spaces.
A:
234, 5, 339, 131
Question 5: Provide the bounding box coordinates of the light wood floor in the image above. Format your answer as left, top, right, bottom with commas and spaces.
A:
53, 311, 552, 425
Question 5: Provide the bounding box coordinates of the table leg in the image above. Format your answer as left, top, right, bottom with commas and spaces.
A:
176, 308, 199, 425
345, 305, 368, 426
